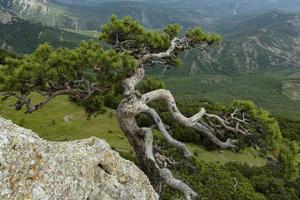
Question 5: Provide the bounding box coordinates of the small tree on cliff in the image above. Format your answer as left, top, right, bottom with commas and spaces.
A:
0, 16, 281, 199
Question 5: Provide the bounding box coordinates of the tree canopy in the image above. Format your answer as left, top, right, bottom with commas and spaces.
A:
0, 16, 221, 115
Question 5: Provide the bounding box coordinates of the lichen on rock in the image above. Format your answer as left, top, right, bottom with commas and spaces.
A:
0, 116, 158, 200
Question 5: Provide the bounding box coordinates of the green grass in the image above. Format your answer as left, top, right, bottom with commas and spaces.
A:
188, 144, 266, 167
0, 94, 267, 167
0, 95, 131, 153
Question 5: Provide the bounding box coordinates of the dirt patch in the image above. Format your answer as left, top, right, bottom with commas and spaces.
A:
283, 82, 300, 100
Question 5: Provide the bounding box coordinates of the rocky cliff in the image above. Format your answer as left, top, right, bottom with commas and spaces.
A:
0, 116, 158, 200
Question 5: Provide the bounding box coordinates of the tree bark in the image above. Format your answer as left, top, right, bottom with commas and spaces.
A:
116, 67, 197, 199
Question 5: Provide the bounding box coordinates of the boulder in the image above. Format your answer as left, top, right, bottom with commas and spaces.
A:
0, 117, 158, 200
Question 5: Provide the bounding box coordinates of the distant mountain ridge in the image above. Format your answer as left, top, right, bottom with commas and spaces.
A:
0, 0, 48, 15
0, 8, 15, 24
3, 0, 300, 31
155, 11, 300, 75
1, 0, 300, 74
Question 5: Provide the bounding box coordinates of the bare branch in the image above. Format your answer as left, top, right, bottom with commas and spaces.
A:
146, 106, 193, 157
142, 89, 239, 149
3, 80, 104, 113
137, 37, 189, 66
25, 88, 86, 113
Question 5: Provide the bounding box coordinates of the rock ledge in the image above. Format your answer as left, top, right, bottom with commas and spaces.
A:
0, 117, 158, 200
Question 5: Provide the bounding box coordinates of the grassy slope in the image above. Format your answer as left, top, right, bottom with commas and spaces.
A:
0, 94, 266, 166
188, 144, 266, 167
0, 95, 130, 152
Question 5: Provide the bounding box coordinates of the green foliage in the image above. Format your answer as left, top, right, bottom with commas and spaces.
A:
82, 95, 106, 117
103, 93, 122, 110
233, 100, 282, 151
161, 157, 266, 200
226, 162, 300, 200
228, 102, 300, 180
100, 15, 221, 58
197, 165, 266, 200
280, 139, 300, 180
159, 142, 300, 200
139, 77, 166, 93
277, 117, 300, 141
100, 15, 170, 54
0, 40, 136, 114
230, 101, 300, 180
185, 27, 222, 45
0, 98, 3, 112
0, 15, 222, 116
0, 49, 15, 65
163, 24, 182, 39
250, 175, 298, 200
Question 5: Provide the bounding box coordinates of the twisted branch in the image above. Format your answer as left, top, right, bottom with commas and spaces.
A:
141, 89, 252, 149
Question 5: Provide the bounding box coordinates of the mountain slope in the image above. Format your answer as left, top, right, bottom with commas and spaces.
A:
0, 9, 90, 54
159, 11, 300, 76
0, 0, 78, 28
3, 0, 300, 31
0, 0, 204, 30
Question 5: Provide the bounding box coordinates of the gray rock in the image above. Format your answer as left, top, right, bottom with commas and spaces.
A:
0, 117, 159, 200
0, 9, 15, 24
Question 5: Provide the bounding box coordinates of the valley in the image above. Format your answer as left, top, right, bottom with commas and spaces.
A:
154, 70, 300, 119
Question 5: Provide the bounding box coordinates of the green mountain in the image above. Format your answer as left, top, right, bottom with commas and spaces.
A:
154, 11, 300, 76
0, 9, 89, 54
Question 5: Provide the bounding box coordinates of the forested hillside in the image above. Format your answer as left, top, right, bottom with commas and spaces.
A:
0, 9, 90, 54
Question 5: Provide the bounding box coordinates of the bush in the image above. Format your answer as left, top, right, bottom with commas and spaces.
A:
277, 116, 300, 141
104, 94, 121, 109
0, 99, 3, 112
280, 139, 300, 180
161, 159, 266, 200
250, 175, 298, 200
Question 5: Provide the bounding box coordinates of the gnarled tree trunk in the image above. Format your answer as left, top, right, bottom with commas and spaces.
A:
116, 53, 244, 198
117, 66, 197, 199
